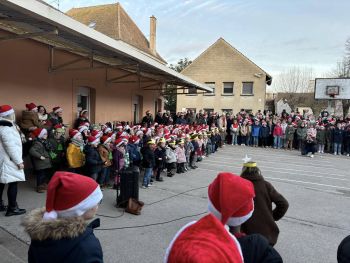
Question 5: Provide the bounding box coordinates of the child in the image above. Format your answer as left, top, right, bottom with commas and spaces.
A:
175, 140, 186, 173
165, 141, 177, 177
230, 119, 239, 145
251, 120, 261, 147
66, 129, 85, 174
273, 122, 282, 149
23, 171, 103, 263
84, 136, 105, 181
197, 134, 203, 161
184, 135, 193, 171
154, 138, 166, 181
127, 135, 142, 167
141, 139, 156, 188
48, 125, 66, 172
259, 120, 270, 148
29, 128, 52, 193
98, 135, 113, 189
285, 122, 295, 150
240, 161, 289, 246
190, 134, 199, 169
316, 124, 326, 154
112, 138, 126, 188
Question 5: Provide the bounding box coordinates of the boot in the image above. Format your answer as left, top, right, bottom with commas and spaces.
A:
36, 184, 46, 193
0, 200, 7, 212
156, 177, 164, 181
5, 203, 26, 217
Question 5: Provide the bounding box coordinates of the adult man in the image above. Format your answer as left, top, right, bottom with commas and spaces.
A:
141, 110, 154, 127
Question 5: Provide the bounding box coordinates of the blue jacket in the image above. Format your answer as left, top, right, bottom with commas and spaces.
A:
127, 143, 142, 166
84, 144, 103, 174
23, 209, 103, 263
251, 125, 261, 137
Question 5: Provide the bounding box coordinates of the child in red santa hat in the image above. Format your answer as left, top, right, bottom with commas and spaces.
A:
23, 171, 103, 263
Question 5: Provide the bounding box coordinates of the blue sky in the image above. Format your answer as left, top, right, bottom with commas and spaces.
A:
50, 0, 349, 80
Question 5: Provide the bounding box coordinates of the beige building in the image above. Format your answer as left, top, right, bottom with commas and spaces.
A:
177, 38, 272, 114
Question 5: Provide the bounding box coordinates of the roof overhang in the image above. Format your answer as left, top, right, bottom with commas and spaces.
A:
0, 0, 213, 93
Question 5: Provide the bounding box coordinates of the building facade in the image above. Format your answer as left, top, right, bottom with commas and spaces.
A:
177, 38, 272, 115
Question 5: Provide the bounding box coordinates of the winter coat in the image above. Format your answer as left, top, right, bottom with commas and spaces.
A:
273, 126, 283, 137
66, 143, 85, 169
84, 145, 103, 174
259, 126, 270, 138
237, 234, 283, 263
141, 146, 155, 168
20, 111, 44, 132
48, 113, 63, 127
230, 123, 239, 135
127, 144, 142, 166
281, 123, 287, 139
326, 127, 334, 142
184, 141, 194, 157
296, 126, 307, 140
251, 125, 261, 137
112, 148, 125, 173
285, 126, 296, 141
316, 129, 326, 144
48, 137, 66, 166
338, 235, 350, 263
333, 128, 344, 144
240, 125, 248, 136
175, 146, 186, 163
0, 119, 25, 184
23, 208, 103, 263
241, 173, 289, 246
29, 139, 52, 170
165, 146, 177, 163
98, 145, 112, 167
154, 147, 166, 168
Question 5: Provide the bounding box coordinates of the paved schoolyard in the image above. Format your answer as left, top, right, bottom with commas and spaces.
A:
1, 145, 350, 263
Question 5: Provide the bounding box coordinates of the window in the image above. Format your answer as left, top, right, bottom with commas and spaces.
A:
203, 108, 214, 115
187, 87, 197, 96
187, 108, 196, 113
222, 109, 232, 115
204, 82, 215, 96
242, 82, 254, 95
223, 82, 234, 95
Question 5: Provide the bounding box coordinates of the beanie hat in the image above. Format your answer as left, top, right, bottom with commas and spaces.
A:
43, 172, 103, 221
100, 135, 111, 145
87, 136, 100, 145
26, 103, 37, 111
0, 105, 14, 117
208, 172, 255, 226
164, 214, 243, 263
32, 128, 48, 139
69, 129, 81, 140
53, 106, 63, 113
115, 137, 124, 147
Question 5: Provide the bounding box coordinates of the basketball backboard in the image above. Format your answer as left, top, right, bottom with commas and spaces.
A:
314, 78, 350, 100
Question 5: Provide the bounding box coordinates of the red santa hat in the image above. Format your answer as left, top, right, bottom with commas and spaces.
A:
87, 135, 100, 145
208, 172, 255, 226
69, 129, 81, 140
43, 172, 103, 221
78, 125, 89, 133
136, 130, 144, 137
164, 214, 243, 263
0, 105, 14, 117
115, 137, 124, 147
53, 106, 63, 113
26, 103, 37, 111
32, 128, 48, 139
103, 126, 112, 134
100, 135, 111, 145
129, 135, 140, 144
91, 130, 103, 139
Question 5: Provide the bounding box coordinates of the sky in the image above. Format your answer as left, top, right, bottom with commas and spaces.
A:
48, 0, 349, 88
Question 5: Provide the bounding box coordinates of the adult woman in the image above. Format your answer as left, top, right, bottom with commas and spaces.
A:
74, 110, 91, 129
49, 106, 64, 127
20, 102, 43, 135
0, 105, 26, 216
37, 105, 49, 126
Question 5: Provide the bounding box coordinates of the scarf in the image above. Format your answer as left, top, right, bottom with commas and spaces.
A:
71, 138, 85, 151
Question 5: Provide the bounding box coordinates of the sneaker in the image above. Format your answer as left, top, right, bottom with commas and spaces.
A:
347, 154, 350, 157
141, 186, 148, 189
334, 153, 337, 155
310, 154, 314, 158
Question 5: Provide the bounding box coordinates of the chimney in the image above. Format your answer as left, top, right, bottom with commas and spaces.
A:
150, 15, 157, 54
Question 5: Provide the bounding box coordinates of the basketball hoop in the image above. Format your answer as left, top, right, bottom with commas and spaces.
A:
329, 93, 336, 98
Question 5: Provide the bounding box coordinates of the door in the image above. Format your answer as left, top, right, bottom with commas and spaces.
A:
77, 87, 90, 119
132, 95, 142, 124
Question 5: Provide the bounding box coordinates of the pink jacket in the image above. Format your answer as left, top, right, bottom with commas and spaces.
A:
273, 126, 283, 137
175, 146, 186, 163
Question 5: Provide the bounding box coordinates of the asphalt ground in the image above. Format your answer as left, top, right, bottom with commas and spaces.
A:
1, 145, 349, 263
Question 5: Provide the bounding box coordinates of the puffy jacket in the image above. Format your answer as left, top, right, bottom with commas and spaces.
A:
316, 129, 326, 144
84, 145, 103, 174
29, 139, 52, 170
66, 143, 85, 168
141, 146, 155, 168
251, 125, 261, 137
20, 111, 44, 132
285, 126, 296, 141
127, 144, 142, 166
296, 126, 307, 140
175, 146, 186, 163
273, 126, 283, 137
165, 146, 177, 163
333, 128, 344, 144
0, 119, 25, 184
23, 208, 103, 263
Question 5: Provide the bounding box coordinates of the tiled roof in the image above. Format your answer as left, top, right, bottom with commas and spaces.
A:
66, 3, 166, 64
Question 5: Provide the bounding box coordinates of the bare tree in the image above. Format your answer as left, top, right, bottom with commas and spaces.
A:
273, 66, 314, 93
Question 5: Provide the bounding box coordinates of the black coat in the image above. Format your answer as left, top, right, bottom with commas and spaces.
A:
84, 144, 103, 174
23, 209, 103, 263
338, 235, 350, 263
259, 126, 270, 138
238, 234, 283, 263
141, 146, 155, 168
333, 128, 344, 144
154, 147, 166, 168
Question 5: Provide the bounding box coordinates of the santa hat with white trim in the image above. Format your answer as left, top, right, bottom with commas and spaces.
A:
53, 106, 63, 114
78, 125, 89, 133
87, 135, 100, 145
26, 103, 37, 112
100, 135, 111, 145
208, 172, 255, 226
164, 214, 243, 263
43, 172, 103, 221
0, 105, 15, 117
69, 129, 81, 140
32, 128, 48, 139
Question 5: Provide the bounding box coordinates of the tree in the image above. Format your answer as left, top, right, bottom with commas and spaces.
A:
273, 66, 314, 93
163, 58, 192, 112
